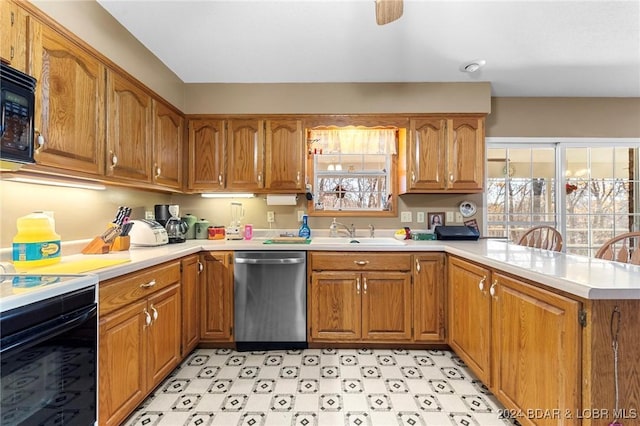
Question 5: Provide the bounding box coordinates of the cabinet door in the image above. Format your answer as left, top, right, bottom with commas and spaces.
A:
153, 99, 183, 189
362, 271, 412, 341
0, 0, 29, 72
265, 119, 304, 191
33, 25, 106, 175
407, 118, 447, 190
227, 119, 264, 190
310, 271, 361, 341
188, 119, 226, 191
181, 254, 200, 356
447, 116, 484, 191
448, 256, 492, 384
492, 272, 580, 426
413, 254, 446, 342
106, 70, 152, 182
99, 299, 147, 426
200, 252, 234, 341
147, 284, 181, 389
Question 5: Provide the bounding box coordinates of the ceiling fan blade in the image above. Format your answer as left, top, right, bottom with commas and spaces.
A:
376, 0, 403, 25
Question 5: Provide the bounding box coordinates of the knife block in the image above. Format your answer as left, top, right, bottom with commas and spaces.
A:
81, 236, 111, 254
110, 235, 130, 251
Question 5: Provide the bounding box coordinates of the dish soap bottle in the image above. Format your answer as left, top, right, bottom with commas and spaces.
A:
298, 214, 311, 239
329, 218, 338, 237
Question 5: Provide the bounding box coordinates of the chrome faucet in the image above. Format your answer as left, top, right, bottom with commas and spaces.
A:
333, 221, 356, 238
368, 224, 375, 238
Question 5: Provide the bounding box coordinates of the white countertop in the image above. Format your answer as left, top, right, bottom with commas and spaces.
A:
4, 236, 640, 301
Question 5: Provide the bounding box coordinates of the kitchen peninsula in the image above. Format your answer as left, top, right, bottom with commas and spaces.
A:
26, 235, 640, 426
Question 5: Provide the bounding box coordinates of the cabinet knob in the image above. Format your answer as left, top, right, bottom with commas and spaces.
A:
140, 279, 156, 288
143, 309, 152, 327
478, 276, 486, 292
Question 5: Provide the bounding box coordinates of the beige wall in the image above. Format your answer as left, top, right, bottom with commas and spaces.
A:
487, 97, 640, 137
185, 83, 491, 114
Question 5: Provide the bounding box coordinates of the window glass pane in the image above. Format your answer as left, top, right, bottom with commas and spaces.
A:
509, 148, 531, 178
591, 147, 614, 178
614, 147, 632, 179
566, 147, 588, 179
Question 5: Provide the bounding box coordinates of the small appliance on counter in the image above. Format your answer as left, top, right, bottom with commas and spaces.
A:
226, 202, 244, 240
165, 205, 187, 244
153, 204, 171, 227
435, 225, 480, 241
128, 219, 168, 246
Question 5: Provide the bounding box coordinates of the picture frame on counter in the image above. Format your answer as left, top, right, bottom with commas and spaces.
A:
428, 212, 445, 231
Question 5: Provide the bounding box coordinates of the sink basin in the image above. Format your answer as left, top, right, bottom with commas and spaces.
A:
310, 237, 405, 246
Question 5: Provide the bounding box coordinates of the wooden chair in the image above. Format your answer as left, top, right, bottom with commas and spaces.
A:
516, 225, 563, 252
595, 232, 640, 265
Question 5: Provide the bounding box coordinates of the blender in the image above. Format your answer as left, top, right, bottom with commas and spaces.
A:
226, 202, 244, 240
165, 205, 188, 243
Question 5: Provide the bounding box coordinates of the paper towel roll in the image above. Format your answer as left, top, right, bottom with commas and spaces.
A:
266, 194, 298, 205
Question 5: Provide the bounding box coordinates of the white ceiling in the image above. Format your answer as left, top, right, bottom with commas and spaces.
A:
96, 0, 640, 97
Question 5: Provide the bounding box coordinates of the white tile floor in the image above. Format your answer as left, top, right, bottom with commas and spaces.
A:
124, 348, 517, 426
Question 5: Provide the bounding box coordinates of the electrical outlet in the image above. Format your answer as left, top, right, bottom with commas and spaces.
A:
416, 211, 425, 223
455, 212, 463, 223
145, 211, 154, 220
401, 211, 412, 223
267, 211, 275, 223
446, 211, 454, 222
297, 210, 305, 222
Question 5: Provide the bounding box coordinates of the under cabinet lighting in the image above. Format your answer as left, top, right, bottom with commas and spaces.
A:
2, 174, 106, 190
201, 193, 255, 199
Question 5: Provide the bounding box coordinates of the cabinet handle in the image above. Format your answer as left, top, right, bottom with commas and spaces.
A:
197, 261, 203, 273
150, 305, 158, 321
155, 163, 161, 178
296, 171, 301, 185
218, 174, 223, 187
411, 171, 416, 184
143, 309, 152, 327
449, 172, 454, 182
110, 151, 118, 169
354, 260, 369, 266
356, 277, 360, 295
490, 280, 497, 297
478, 276, 486, 291
258, 172, 263, 188
140, 279, 156, 288
10, 46, 14, 60
415, 258, 421, 272
363, 277, 367, 294
33, 129, 45, 153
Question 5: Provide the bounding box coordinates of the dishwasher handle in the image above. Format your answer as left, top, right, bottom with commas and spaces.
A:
235, 257, 304, 265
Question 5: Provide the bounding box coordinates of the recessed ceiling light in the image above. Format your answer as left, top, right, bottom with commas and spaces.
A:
461, 59, 486, 73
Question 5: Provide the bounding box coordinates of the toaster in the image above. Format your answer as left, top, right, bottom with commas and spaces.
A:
128, 219, 169, 246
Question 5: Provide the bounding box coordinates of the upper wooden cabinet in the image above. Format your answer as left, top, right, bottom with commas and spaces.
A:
188, 118, 305, 193
152, 100, 184, 189
32, 25, 106, 175
0, 0, 32, 73
401, 115, 485, 193
227, 118, 265, 191
188, 119, 226, 191
265, 119, 305, 191
106, 70, 153, 183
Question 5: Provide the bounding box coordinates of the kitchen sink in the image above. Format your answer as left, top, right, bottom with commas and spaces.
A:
310, 237, 406, 246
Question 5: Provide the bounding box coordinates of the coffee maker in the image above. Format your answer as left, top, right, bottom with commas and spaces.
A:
164, 205, 188, 243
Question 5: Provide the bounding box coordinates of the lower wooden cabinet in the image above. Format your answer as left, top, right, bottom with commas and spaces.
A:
200, 251, 234, 342
309, 252, 412, 343
181, 254, 201, 356
413, 253, 446, 342
98, 261, 181, 426
492, 272, 580, 426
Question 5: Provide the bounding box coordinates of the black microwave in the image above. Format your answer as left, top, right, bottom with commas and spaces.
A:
1, 62, 37, 165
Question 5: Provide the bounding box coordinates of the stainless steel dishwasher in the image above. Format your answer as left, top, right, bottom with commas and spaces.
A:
234, 251, 307, 351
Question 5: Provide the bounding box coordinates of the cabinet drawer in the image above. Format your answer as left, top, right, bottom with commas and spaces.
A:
99, 261, 181, 315
310, 252, 411, 271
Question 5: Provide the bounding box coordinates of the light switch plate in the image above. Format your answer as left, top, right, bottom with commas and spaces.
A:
416, 211, 425, 223
267, 211, 275, 223
446, 211, 454, 222
455, 212, 463, 222
401, 211, 412, 223
297, 210, 305, 222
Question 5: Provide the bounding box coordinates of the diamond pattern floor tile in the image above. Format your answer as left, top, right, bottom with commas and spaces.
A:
122, 348, 516, 426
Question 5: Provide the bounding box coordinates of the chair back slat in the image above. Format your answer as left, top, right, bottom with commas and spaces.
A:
517, 226, 563, 252
595, 232, 640, 265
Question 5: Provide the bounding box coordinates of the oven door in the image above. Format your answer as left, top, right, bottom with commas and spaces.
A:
0, 287, 97, 426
